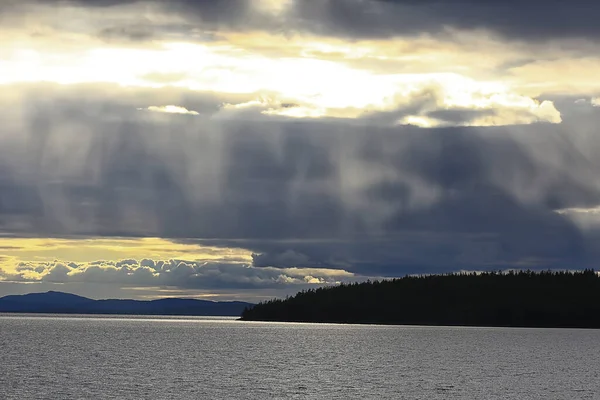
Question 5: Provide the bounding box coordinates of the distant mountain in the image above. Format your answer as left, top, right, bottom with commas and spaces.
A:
0, 291, 252, 316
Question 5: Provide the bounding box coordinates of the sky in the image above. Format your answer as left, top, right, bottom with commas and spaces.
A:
1, 0, 600, 301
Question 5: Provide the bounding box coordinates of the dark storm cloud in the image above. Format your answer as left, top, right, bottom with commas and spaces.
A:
5, 0, 600, 41
0, 0, 259, 52
1, 0, 277, 36
197, 128, 592, 275
2, 83, 600, 277
290, 0, 600, 40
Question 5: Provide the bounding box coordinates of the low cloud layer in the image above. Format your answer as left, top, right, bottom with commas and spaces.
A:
0, 257, 357, 298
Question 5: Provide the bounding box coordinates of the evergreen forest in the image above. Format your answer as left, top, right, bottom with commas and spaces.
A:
241, 270, 600, 328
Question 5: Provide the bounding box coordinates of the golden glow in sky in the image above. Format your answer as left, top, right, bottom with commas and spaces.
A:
0, 32, 566, 126
0, 237, 253, 265
0, 237, 355, 300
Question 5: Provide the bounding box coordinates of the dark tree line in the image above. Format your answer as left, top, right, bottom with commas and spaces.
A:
241, 270, 600, 328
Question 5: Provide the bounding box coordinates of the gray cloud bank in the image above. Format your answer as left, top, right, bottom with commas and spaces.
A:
3, 0, 600, 41
291, 0, 600, 40
1, 84, 600, 277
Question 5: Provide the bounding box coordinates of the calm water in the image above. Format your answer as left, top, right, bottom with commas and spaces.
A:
1, 314, 599, 399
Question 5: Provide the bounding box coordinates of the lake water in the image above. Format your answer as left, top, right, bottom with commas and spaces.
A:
1, 314, 599, 399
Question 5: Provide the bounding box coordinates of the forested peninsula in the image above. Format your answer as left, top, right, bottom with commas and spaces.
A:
241, 270, 600, 328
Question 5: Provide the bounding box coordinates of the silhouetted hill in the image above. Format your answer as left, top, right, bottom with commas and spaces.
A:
0, 291, 252, 316
241, 270, 600, 328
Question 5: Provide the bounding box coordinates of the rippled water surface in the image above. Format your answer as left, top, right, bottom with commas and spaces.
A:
1, 314, 599, 399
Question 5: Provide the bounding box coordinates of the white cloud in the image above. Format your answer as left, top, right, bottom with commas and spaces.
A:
554, 206, 600, 231
214, 78, 562, 127
556, 207, 600, 215
304, 275, 325, 284
574, 98, 600, 107
142, 105, 199, 115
